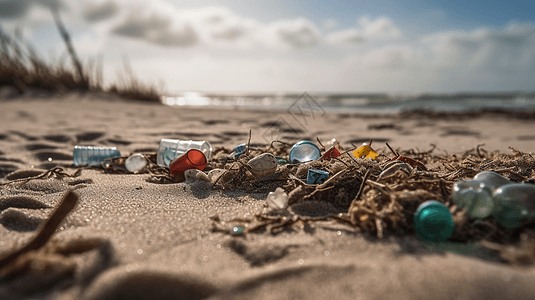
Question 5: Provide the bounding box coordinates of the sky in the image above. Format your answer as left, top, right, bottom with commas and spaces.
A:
0, 0, 534, 94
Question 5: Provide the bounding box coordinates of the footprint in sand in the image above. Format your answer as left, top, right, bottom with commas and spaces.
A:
0, 208, 46, 231
76, 131, 105, 142
43, 134, 72, 143
8, 130, 37, 141
106, 138, 131, 145
5, 169, 47, 181
25, 143, 60, 151
0, 196, 50, 231
33, 150, 73, 162
0, 163, 19, 178
346, 137, 391, 145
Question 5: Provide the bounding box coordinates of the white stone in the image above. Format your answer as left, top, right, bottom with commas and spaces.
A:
125, 153, 147, 173
266, 187, 289, 210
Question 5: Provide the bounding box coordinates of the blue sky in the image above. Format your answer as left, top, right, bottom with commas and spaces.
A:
0, 0, 534, 93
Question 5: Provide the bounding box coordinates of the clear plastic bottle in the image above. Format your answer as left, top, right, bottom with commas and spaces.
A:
73, 146, 121, 166
452, 171, 512, 218
492, 183, 535, 228
156, 139, 212, 167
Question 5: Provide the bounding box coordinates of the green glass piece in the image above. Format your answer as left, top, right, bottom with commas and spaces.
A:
231, 226, 244, 235
492, 184, 535, 228
275, 156, 289, 165
414, 200, 455, 242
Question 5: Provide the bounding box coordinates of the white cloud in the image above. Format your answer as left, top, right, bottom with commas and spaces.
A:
110, 8, 198, 47
327, 16, 402, 45
323, 18, 338, 30
264, 18, 322, 49
420, 22, 535, 72
83, 1, 119, 22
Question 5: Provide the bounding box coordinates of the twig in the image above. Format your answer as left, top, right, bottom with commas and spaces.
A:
385, 143, 398, 156
349, 169, 371, 212
316, 137, 325, 151
0, 191, 79, 269
246, 129, 252, 154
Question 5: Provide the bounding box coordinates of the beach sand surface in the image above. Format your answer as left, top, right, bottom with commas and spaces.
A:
1, 92, 535, 300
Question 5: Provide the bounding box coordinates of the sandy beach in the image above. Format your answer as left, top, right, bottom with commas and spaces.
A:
1, 91, 535, 300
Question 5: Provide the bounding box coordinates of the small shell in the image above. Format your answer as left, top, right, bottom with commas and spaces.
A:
184, 169, 210, 182
208, 169, 226, 183
247, 153, 278, 177
378, 162, 412, 180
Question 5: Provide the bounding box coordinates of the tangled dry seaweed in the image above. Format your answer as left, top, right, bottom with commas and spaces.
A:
205, 140, 535, 264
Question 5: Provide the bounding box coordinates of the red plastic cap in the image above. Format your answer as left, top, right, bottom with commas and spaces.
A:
169, 149, 207, 175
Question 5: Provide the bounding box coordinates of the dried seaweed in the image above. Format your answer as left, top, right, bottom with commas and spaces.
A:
208, 141, 535, 264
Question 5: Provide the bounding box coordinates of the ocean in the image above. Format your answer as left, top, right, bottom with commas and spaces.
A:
162, 91, 535, 114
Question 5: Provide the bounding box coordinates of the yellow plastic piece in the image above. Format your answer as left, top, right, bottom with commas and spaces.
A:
353, 144, 379, 160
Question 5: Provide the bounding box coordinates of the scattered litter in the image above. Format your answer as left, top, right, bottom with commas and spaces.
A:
289, 141, 321, 163
266, 187, 289, 210
125, 153, 148, 173
73, 146, 120, 166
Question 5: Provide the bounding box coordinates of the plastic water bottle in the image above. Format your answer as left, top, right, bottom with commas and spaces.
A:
73, 146, 121, 166
288, 141, 321, 163
156, 139, 212, 167
492, 183, 535, 228
413, 200, 455, 242
452, 171, 512, 218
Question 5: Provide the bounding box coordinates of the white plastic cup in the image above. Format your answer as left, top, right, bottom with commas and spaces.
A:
156, 139, 212, 167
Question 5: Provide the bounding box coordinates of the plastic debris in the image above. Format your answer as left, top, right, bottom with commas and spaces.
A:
247, 153, 278, 177
492, 183, 535, 228
73, 146, 121, 167
289, 141, 321, 163
157, 139, 212, 167
306, 169, 330, 185
452, 171, 512, 219
125, 153, 148, 173
169, 149, 207, 176
275, 156, 289, 165
385, 142, 426, 170
266, 187, 289, 210
352, 141, 378, 160
230, 143, 247, 159
413, 200, 455, 242
320, 146, 341, 160
231, 226, 244, 235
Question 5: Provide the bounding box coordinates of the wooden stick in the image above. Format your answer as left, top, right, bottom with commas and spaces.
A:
0, 191, 78, 269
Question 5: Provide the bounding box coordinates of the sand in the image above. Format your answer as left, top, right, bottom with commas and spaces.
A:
1, 91, 535, 300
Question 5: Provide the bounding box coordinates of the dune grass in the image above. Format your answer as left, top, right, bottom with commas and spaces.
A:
0, 12, 163, 102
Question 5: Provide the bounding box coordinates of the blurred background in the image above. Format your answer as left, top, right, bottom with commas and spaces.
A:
0, 0, 534, 111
